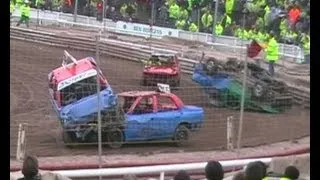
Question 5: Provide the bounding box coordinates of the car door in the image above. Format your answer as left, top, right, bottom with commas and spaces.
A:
125, 95, 158, 141
149, 95, 183, 139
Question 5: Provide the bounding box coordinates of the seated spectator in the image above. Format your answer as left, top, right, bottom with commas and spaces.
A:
232, 172, 245, 180
18, 155, 41, 180
244, 161, 266, 180
205, 160, 224, 180
283, 165, 300, 180
123, 174, 138, 180
14, 155, 71, 180
174, 170, 191, 180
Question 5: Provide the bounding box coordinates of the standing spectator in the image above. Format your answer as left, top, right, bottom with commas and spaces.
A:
205, 160, 224, 180
169, 2, 180, 22
201, 9, 213, 33
288, 1, 301, 29
158, 4, 168, 25
225, 0, 235, 20
16, 0, 31, 28
215, 22, 224, 36
35, 0, 45, 10
176, 19, 186, 29
189, 22, 199, 32
265, 31, 279, 76
174, 170, 191, 180
10, 0, 15, 20
16, 0, 23, 8
301, 33, 310, 64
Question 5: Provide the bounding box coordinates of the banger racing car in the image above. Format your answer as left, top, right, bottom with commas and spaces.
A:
141, 53, 181, 87
192, 57, 293, 113
116, 89, 204, 147
48, 51, 203, 148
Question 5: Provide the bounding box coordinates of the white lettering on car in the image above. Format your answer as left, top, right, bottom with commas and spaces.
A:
57, 69, 98, 91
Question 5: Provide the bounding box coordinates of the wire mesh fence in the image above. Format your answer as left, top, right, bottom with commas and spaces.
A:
10, 24, 310, 164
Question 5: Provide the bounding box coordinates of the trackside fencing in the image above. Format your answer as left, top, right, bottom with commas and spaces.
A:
10, 22, 310, 180
10, 8, 305, 63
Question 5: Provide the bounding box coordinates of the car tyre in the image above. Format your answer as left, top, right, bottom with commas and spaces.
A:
62, 130, 77, 148
141, 78, 147, 86
107, 127, 124, 149
253, 82, 268, 98
174, 125, 190, 147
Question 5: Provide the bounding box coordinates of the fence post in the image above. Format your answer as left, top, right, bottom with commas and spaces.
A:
16, 123, 27, 161
160, 172, 165, 180
227, 116, 234, 151
95, 31, 103, 180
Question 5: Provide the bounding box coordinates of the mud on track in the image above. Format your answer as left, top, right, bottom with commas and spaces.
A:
10, 39, 310, 158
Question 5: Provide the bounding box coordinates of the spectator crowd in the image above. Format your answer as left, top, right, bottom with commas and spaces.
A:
10, 0, 310, 68
11, 155, 305, 180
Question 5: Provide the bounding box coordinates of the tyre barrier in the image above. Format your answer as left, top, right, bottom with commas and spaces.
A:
10, 27, 309, 107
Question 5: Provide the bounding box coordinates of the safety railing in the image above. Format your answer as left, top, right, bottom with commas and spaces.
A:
51, 157, 272, 178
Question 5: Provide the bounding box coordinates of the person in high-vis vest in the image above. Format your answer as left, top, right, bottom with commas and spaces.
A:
175, 19, 186, 30
234, 26, 241, 37
255, 17, 264, 30
179, 7, 188, 20
16, 0, 23, 8
256, 30, 265, 43
263, 165, 300, 180
265, 32, 279, 76
201, 11, 213, 33
301, 34, 310, 64
224, 14, 232, 27
16, 0, 31, 28
239, 28, 249, 40
120, 4, 128, 18
35, 0, 44, 9
169, 3, 180, 20
225, 0, 235, 17
10, 0, 15, 17
215, 23, 223, 36
189, 22, 198, 32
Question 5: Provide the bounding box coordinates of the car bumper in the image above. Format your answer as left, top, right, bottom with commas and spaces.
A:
143, 74, 180, 86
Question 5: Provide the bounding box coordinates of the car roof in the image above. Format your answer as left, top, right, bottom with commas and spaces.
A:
118, 91, 159, 97
52, 57, 96, 83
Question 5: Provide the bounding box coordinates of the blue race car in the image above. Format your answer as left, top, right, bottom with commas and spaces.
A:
192, 58, 292, 113
48, 51, 122, 146
114, 91, 204, 147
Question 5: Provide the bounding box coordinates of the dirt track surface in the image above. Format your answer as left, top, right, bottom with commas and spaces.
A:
10, 39, 310, 158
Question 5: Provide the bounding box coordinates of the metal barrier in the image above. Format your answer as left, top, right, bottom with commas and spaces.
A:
11, 8, 304, 62
52, 157, 272, 178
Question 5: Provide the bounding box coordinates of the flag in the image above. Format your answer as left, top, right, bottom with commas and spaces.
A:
247, 40, 263, 58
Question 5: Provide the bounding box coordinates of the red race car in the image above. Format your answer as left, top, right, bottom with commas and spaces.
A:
141, 53, 181, 87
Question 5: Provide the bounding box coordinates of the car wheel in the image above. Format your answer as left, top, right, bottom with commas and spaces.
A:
62, 130, 77, 148
205, 58, 220, 75
253, 82, 268, 98
107, 127, 124, 149
141, 78, 147, 86
174, 125, 190, 147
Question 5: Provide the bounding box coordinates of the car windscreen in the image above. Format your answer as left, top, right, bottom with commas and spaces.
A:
60, 76, 102, 106
150, 56, 175, 66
